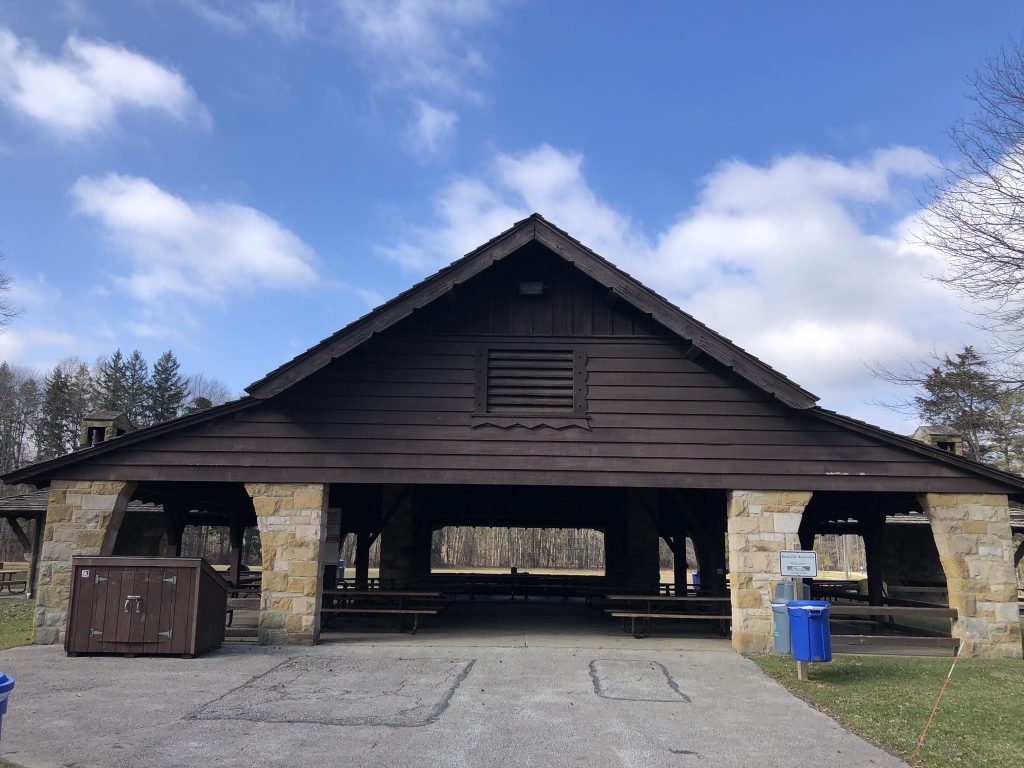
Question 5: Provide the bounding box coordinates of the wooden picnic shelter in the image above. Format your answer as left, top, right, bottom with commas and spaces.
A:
3, 214, 1022, 658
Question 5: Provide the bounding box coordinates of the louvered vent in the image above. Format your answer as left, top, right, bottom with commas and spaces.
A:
481, 348, 584, 415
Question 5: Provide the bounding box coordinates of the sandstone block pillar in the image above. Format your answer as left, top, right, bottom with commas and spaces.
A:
727, 490, 812, 654
918, 493, 1022, 659
33, 480, 137, 645
245, 483, 328, 646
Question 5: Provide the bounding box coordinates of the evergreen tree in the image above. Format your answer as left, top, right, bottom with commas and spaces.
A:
34, 359, 95, 460
35, 366, 75, 459
122, 350, 150, 425
149, 351, 188, 423
914, 347, 1002, 462
95, 350, 128, 412
95, 349, 150, 425
184, 396, 213, 415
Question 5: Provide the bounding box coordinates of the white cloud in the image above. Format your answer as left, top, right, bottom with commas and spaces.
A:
0, 26, 207, 139
0, 328, 78, 369
180, 0, 308, 41
380, 144, 976, 431
335, 0, 500, 96
70, 174, 319, 303
336, 0, 507, 156
408, 100, 457, 158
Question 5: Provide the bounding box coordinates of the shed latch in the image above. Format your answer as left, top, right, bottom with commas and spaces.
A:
90, 629, 102, 637
158, 629, 173, 639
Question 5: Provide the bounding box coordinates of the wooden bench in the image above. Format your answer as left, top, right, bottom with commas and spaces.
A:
321, 607, 439, 633
604, 594, 730, 638
321, 589, 444, 633
609, 611, 729, 638
225, 596, 260, 627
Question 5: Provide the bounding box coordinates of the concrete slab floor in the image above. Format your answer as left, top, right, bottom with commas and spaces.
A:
0, 602, 907, 768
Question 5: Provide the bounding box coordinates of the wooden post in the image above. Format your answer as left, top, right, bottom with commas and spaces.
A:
861, 515, 886, 627
355, 530, 370, 588
227, 514, 245, 587
6, 517, 32, 557
26, 514, 44, 599
797, 661, 809, 681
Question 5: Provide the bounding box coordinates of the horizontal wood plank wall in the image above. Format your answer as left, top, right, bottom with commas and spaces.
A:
57, 334, 1009, 492
50, 246, 1014, 492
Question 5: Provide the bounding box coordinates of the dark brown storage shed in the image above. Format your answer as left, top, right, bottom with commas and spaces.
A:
65, 556, 229, 657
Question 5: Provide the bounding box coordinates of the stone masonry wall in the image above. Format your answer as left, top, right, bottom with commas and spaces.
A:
245, 483, 327, 646
33, 480, 137, 645
918, 493, 1022, 659
727, 490, 812, 654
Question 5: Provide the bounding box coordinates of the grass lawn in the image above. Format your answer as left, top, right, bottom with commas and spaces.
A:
0, 599, 32, 651
754, 654, 1024, 768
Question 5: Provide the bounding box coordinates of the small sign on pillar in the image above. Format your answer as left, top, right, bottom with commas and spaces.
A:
780, 550, 818, 578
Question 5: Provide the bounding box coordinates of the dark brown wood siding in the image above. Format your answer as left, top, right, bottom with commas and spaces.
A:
49, 248, 1018, 493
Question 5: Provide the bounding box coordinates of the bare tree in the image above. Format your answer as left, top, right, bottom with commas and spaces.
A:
924, 38, 1024, 352
0, 255, 21, 326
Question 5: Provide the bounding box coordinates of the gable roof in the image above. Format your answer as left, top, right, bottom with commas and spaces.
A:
5, 213, 1024, 496
246, 214, 819, 408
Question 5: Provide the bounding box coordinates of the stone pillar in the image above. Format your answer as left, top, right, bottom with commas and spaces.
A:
918, 493, 1022, 659
245, 483, 328, 646
378, 485, 415, 589
33, 480, 137, 645
727, 490, 812, 654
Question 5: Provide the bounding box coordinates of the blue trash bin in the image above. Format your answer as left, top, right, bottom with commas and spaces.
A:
786, 600, 832, 662
0, 674, 14, 738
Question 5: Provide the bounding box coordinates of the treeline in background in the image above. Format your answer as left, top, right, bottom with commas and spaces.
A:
0, 348, 232, 478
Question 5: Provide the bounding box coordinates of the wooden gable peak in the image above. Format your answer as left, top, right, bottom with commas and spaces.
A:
245, 214, 819, 408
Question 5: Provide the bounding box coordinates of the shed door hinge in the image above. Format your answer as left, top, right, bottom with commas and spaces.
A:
162, 576, 177, 585
95, 575, 107, 584
158, 629, 173, 639
90, 629, 102, 637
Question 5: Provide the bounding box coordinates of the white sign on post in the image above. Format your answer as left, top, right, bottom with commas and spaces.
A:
780, 550, 818, 578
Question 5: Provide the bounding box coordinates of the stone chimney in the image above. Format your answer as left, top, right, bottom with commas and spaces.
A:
910, 425, 964, 456
79, 411, 134, 449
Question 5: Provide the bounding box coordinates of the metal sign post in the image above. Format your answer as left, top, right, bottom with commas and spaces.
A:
780, 550, 818, 681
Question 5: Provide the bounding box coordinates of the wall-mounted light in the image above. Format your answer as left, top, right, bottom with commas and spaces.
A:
518, 281, 545, 296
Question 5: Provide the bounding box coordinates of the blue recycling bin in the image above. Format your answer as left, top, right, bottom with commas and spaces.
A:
786, 601, 832, 662
0, 674, 14, 738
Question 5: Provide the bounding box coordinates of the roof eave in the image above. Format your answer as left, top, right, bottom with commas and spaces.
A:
1, 397, 259, 487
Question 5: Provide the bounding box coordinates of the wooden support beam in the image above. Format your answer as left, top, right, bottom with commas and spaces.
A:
27, 515, 44, 599
860, 515, 887, 613
355, 530, 371, 589
227, 513, 245, 587
159, 494, 193, 558
6, 517, 32, 556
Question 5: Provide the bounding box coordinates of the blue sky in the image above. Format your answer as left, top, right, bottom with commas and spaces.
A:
1, 1, 1022, 431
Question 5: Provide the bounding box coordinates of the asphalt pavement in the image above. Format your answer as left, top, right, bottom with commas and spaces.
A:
0, 601, 906, 768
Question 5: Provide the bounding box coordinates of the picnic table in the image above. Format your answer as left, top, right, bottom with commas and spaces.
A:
604, 594, 731, 638
0, 570, 27, 595
321, 589, 445, 633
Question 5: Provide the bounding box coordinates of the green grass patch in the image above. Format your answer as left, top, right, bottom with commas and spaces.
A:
0, 599, 33, 651
753, 654, 1024, 768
